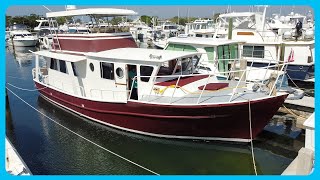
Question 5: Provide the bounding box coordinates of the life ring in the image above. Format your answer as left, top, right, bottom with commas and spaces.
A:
42, 36, 50, 49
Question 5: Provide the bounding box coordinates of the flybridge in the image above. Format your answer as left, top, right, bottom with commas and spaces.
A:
45, 7, 138, 53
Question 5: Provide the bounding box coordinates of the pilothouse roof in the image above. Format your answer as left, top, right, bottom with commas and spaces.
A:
86, 48, 201, 63
46, 8, 138, 18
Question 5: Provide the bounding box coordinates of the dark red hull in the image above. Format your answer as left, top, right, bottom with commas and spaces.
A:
35, 82, 287, 142
52, 34, 137, 52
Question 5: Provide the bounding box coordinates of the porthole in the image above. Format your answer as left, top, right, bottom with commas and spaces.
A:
116, 67, 124, 78
89, 63, 94, 72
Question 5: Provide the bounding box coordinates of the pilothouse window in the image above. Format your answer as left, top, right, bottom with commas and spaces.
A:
101, 62, 115, 80
59, 60, 67, 74
50, 58, 58, 70
140, 66, 154, 82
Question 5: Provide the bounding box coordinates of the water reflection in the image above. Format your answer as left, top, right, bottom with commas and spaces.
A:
7, 46, 38, 67
264, 116, 302, 139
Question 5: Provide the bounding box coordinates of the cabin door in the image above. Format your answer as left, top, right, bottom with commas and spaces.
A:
114, 63, 128, 101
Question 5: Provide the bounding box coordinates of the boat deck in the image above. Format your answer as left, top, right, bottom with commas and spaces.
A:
140, 80, 269, 104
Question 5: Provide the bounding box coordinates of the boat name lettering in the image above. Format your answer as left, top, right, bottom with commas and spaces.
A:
149, 54, 162, 60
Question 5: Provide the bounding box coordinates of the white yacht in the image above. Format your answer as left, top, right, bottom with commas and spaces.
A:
214, 7, 314, 81
7, 24, 38, 47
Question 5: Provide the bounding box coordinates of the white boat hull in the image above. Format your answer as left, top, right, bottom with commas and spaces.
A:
9, 39, 38, 47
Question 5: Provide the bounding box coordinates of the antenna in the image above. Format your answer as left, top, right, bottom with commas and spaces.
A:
42, 5, 52, 12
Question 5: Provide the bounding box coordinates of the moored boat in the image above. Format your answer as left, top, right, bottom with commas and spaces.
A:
32, 47, 288, 142
7, 24, 38, 47
31, 7, 288, 143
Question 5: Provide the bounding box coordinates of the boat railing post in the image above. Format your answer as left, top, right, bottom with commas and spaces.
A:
196, 74, 211, 104
269, 61, 285, 96
128, 76, 136, 101
35, 54, 39, 81
169, 75, 182, 104
229, 68, 246, 102
246, 55, 255, 83
262, 57, 273, 85
147, 75, 157, 102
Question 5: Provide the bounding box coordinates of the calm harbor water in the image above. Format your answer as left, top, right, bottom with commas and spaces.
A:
5, 44, 308, 175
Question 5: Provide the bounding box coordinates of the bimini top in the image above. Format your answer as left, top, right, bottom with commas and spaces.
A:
168, 37, 245, 46
86, 48, 201, 63
46, 8, 138, 18
219, 12, 257, 18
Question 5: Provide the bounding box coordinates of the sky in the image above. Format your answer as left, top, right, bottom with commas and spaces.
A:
6, 5, 314, 19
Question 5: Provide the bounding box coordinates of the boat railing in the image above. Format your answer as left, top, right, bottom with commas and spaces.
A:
256, 30, 280, 42
90, 88, 129, 101
46, 78, 86, 97
134, 62, 287, 104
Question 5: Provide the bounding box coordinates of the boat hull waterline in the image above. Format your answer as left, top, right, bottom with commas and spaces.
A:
35, 81, 288, 142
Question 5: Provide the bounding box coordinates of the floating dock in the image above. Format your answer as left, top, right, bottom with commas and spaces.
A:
285, 96, 314, 109
282, 113, 314, 175
5, 138, 32, 175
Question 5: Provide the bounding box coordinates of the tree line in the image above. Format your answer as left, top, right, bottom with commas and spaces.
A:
6, 13, 221, 30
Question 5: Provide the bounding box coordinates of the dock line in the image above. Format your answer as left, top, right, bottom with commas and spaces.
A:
286, 73, 313, 97
282, 104, 309, 119
6, 87, 160, 175
7, 82, 48, 92
248, 100, 257, 175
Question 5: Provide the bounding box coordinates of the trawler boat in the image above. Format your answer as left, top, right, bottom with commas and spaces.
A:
31, 7, 288, 142
7, 24, 38, 47
32, 47, 288, 142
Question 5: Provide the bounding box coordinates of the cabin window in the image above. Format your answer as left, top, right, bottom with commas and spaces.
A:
243, 45, 265, 58
217, 46, 229, 73
140, 66, 154, 82
50, 58, 58, 70
116, 67, 124, 79
204, 47, 214, 63
230, 44, 238, 59
165, 44, 197, 52
59, 60, 67, 74
89, 63, 94, 72
71, 62, 77, 76
101, 62, 114, 80
199, 66, 211, 71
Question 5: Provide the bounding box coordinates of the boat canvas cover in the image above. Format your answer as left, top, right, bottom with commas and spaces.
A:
46, 8, 138, 18
33, 51, 86, 62
168, 37, 245, 46
219, 12, 256, 18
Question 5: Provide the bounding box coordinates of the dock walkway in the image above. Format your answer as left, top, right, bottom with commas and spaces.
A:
6, 138, 32, 175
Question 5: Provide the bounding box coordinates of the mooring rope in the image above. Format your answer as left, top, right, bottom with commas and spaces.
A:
286, 73, 313, 97
7, 82, 48, 92
6, 75, 28, 80
248, 100, 258, 175
282, 104, 308, 119
6, 87, 160, 175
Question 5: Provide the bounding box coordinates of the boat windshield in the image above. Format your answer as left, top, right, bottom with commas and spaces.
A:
157, 56, 200, 76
